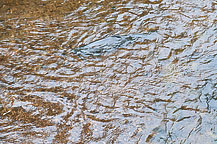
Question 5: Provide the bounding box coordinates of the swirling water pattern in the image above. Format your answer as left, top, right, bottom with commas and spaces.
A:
0, 0, 216, 143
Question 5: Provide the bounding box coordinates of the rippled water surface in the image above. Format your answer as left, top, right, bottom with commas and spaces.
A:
0, 0, 217, 143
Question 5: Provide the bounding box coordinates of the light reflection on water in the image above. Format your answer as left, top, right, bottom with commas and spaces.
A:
0, 0, 217, 143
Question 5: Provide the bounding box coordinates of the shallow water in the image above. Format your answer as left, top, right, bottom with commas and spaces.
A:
0, 0, 217, 143
72, 32, 159, 57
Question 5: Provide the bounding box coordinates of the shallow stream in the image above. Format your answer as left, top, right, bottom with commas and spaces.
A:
0, 0, 217, 143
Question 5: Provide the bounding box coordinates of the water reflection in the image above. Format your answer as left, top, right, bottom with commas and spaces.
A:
0, 0, 217, 143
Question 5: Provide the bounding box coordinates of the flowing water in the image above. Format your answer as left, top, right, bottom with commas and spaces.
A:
0, 0, 217, 143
